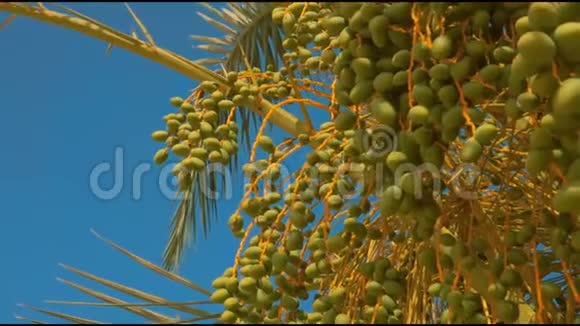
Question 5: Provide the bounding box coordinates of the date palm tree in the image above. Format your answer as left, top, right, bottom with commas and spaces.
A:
2, 2, 578, 324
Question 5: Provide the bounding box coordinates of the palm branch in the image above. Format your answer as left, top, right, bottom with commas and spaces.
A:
191, 2, 284, 71
14, 230, 220, 324
168, 2, 291, 270
190, 2, 287, 151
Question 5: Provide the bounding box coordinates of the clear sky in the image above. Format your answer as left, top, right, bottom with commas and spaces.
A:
0, 3, 320, 323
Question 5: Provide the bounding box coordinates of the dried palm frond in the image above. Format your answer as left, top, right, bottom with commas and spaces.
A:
14, 230, 219, 324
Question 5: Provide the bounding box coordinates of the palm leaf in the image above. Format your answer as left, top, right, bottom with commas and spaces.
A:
58, 264, 213, 318
0, 13, 16, 30
13, 315, 49, 324
191, 2, 284, 70
164, 158, 237, 270
16, 305, 105, 324
124, 3, 155, 46
15, 230, 219, 324
191, 2, 286, 153
176, 2, 296, 270
90, 229, 212, 295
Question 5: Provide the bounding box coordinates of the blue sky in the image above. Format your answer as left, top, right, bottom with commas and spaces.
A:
0, 3, 323, 323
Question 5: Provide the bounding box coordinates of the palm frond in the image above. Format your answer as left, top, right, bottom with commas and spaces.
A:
162, 171, 218, 271
123, 3, 155, 46
17, 305, 105, 324
191, 2, 286, 153
90, 229, 212, 296
58, 263, 213, 318
16, 230, 218, 324
14, 314, 49, 324
191, 2, 283, 71
0, 13, 16, 30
